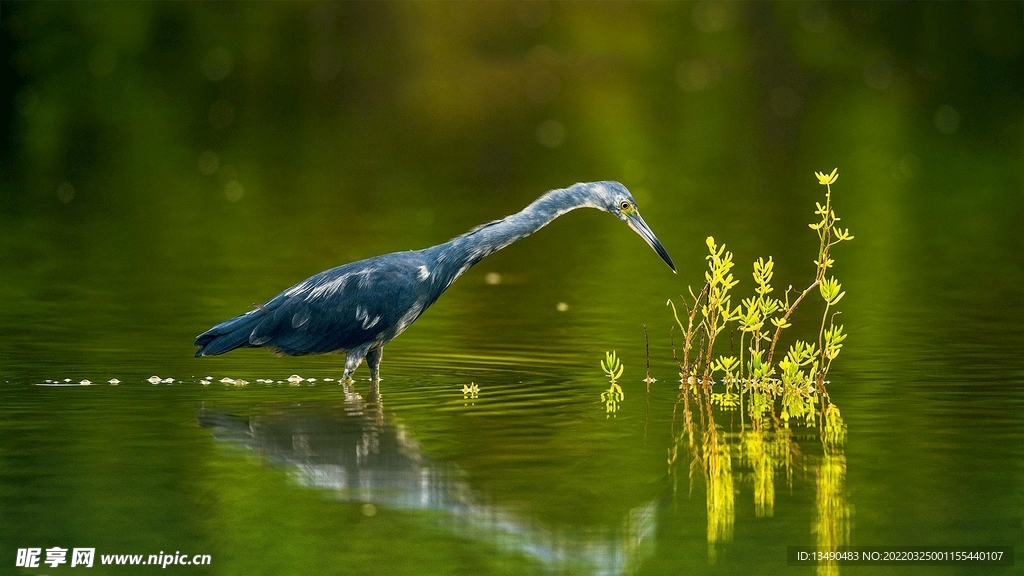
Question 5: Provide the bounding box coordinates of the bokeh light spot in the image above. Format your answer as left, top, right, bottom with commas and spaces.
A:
692, 2, 734, 33
535, 119, 565, 148
934, 105, 960, 135
864, 55, 894, 91
893, 154, 921, 182
198, 151, 220, 176
224, 180, 244, 202
202, 47, 233, 81
675, 59, 719, 92
57, 182, 75, 204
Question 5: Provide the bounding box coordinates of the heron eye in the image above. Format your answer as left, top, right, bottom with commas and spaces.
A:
620, 201, 631, 211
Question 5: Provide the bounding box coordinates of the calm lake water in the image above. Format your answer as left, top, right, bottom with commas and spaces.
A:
2, 3, 1023, 575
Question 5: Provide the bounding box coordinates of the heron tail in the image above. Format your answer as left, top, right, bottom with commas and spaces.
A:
194, 311, 263, 357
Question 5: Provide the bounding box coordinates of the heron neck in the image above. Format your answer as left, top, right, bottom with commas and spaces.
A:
429, 186, 594, 285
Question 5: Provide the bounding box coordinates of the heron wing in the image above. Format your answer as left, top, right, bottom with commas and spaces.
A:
248, 257, 425, 355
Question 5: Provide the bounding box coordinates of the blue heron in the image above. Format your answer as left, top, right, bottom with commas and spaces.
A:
195, 181, 675, 381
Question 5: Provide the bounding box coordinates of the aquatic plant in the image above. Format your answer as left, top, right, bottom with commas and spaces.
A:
601, 350, 624, 382
600, 351, 625, 414
668, 169, 853, 426
664, 171, 855, 555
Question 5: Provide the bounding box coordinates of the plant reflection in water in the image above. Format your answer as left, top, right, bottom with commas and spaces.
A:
197, 382, 655, 575
668, 382, 849, 574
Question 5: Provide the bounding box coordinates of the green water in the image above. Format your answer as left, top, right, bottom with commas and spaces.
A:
2, 2, 1023, 574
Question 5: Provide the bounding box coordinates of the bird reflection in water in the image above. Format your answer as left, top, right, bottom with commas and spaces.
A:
668, 383, 850, 573
197, 382, 656, 576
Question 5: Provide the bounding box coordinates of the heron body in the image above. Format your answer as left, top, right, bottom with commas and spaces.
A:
195, 181, 675, 381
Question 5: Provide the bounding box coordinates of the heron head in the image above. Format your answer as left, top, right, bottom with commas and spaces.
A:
580, 181, 677, 273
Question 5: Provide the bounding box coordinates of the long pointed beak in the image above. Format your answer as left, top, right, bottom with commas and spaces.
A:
626, 213, 676, 273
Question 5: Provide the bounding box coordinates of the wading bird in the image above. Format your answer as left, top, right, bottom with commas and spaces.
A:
195, 181, 675, 381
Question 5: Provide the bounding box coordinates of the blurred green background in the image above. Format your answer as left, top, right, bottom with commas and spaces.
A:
3, 1, 1022, 375
2, 2, 1023, 575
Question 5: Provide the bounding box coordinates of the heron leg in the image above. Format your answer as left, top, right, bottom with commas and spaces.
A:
340, 350, 366, 383
367, 347, 383, 381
